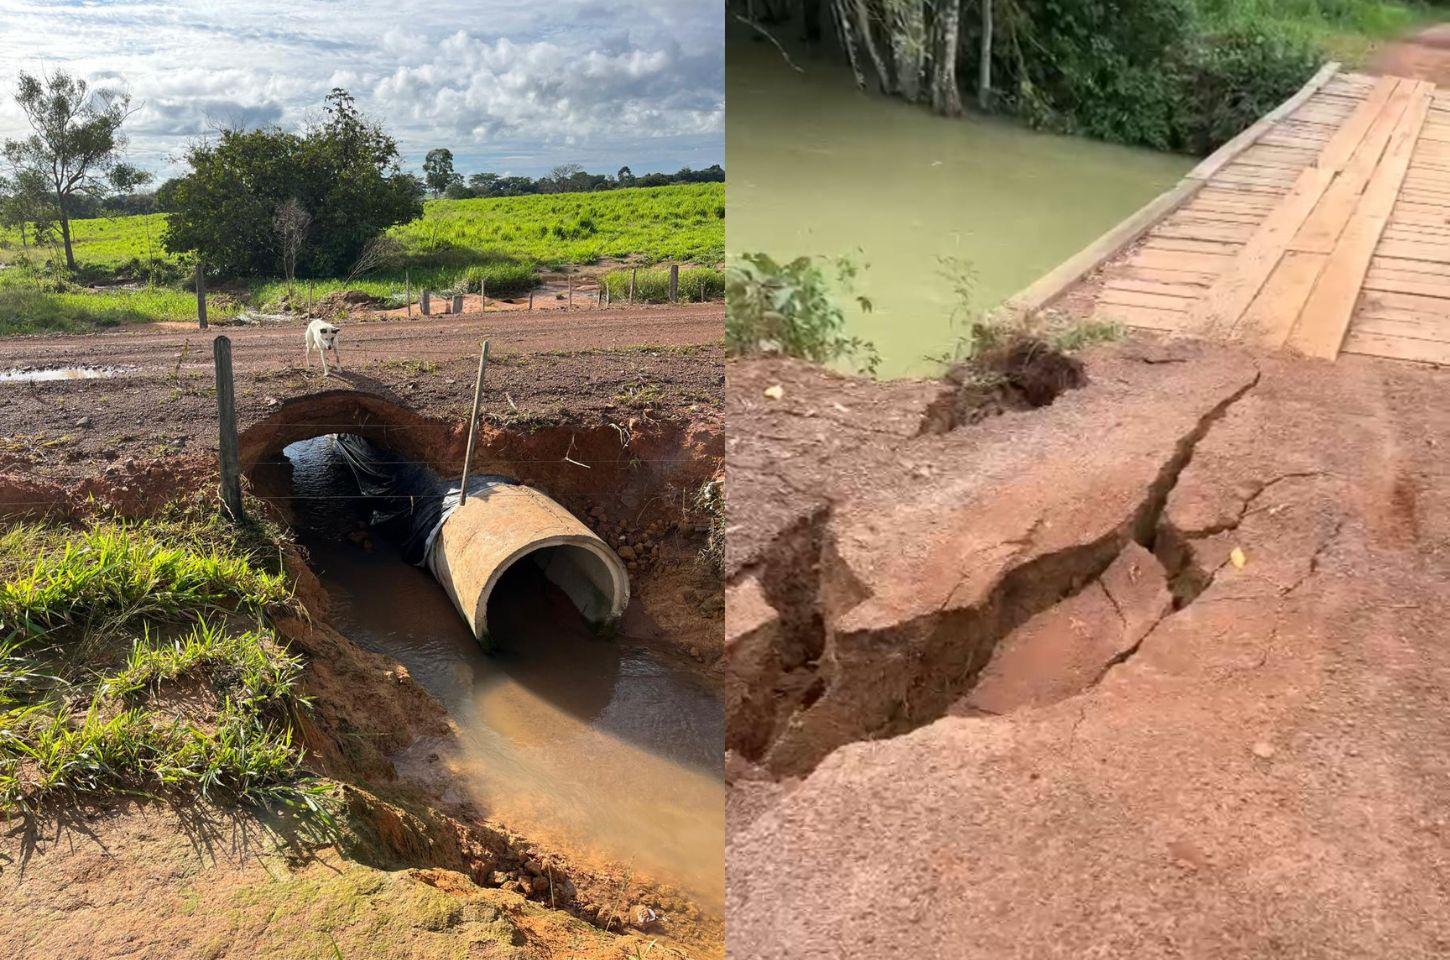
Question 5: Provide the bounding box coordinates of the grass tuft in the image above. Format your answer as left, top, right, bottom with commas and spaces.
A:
0, 504, 327, 824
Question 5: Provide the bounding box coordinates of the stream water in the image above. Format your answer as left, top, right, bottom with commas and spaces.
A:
284, 437, 725, 908
726, 27, 1194, 376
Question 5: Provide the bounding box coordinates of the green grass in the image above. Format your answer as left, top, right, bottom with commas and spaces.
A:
392, 184, 725, 268
0, 276, 240, 335
602, 266, 724, 303
0, 183, 723, 334
0, 503, 328, 821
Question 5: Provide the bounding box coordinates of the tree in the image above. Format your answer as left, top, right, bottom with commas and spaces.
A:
165, 89, 423, 276
423, 148, 460, 196
978, 0, 993, 109
931, 0, 965, 117
617, 165, 635, 185
272, 198, 311, 286
542, 163, 586, 193
0, 167, 57, 248
3, 71, 142, 269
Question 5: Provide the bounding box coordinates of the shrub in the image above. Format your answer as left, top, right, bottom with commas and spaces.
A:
726, 252, 879, 374
1181, 23, 1322, 153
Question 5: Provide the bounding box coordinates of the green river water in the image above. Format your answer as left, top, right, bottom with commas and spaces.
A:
726, 32, 1195, 377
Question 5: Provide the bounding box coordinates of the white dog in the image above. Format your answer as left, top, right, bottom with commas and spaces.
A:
304, 319, 342, 376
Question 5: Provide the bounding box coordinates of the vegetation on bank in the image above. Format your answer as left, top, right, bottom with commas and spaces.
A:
726, 251, 1121, 377
757, 0, 1430, 153
0, 502, 328, 822
725, 252, 881, 374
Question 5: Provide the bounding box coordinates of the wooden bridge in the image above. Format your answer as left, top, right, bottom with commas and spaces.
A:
1014, 64, 1450, 365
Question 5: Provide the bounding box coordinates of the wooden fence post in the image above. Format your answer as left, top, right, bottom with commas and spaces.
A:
567, 274, 573, 311
213, 336, 244, 522
195, 262, 208, 330
629, 267, 637, 303
452, 293, 463, 314
421, 290, 431, 315
458, 340, 490, 507
406, 269, 412, 316
669, 264, 679, 302
480, 278, 487, 311
528, 289, 534, 310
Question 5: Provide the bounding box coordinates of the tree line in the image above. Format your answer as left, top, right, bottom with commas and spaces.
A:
742, 0, 1322, 154
421, 148, 724, 199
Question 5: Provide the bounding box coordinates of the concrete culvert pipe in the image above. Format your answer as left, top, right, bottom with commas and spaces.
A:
426, 480, 629, 643
327, 434, 629, 647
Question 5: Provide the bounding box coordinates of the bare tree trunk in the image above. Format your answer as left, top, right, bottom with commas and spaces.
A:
831, 0, 868, 89
853, 0, 895, 93
978, 0, 993, 110
891, 0, 928, 103
931, 0, 965, 117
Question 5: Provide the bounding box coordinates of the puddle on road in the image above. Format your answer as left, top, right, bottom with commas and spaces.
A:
284, 436, 725, 907
0, 366, 122, 383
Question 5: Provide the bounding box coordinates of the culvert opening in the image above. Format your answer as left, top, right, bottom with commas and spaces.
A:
484, 544, 625, 635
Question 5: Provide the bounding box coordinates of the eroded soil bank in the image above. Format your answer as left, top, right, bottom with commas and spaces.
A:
0, 351, 725, 959
726, 340, 1450, 957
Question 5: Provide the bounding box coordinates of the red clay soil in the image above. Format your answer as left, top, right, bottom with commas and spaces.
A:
726, 339, 1450, 958
1369, 22, 1450, 86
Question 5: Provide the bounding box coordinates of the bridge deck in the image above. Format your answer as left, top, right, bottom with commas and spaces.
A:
1046, 68, 1450, 365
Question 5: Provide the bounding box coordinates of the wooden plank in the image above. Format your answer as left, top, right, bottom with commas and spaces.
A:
1363, 272, 1450, 299
1357, 288, 1450, 317
1374, 237, 1450, 262
1369, 255, 1450, 277
1151, 220, 1255, 243
1101, 277, 1207, 299
1287, 82, 1435, 358
1092, 303, 1185, 331
1185, 76, 1403, 338
1234, 250, 1328, 348
1292, 80, 1414, 254
1097, 287, 1193, 312
1104, 263, 1216, 286
1349, 314, 1450, 340
1129, 248, 1233, 274
1342, 330, 1450, 363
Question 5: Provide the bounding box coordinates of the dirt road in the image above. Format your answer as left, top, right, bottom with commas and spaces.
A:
727, 340, 1450, 958
1369, 21, 1450, 85
0, 302, 723, 374
0, 302, 723, 502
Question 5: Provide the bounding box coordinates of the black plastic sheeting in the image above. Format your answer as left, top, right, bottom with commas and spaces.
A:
330, 434, 511, 565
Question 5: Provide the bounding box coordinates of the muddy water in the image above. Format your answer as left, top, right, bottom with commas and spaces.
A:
0, 366, 121, 382
726, 29, 1193, 376
284, 437, 724, 907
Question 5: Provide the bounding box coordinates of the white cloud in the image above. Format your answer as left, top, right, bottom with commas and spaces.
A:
0, 0, 723, 179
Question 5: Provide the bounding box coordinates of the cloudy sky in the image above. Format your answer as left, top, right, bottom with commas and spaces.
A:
0, 0, 723, 181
